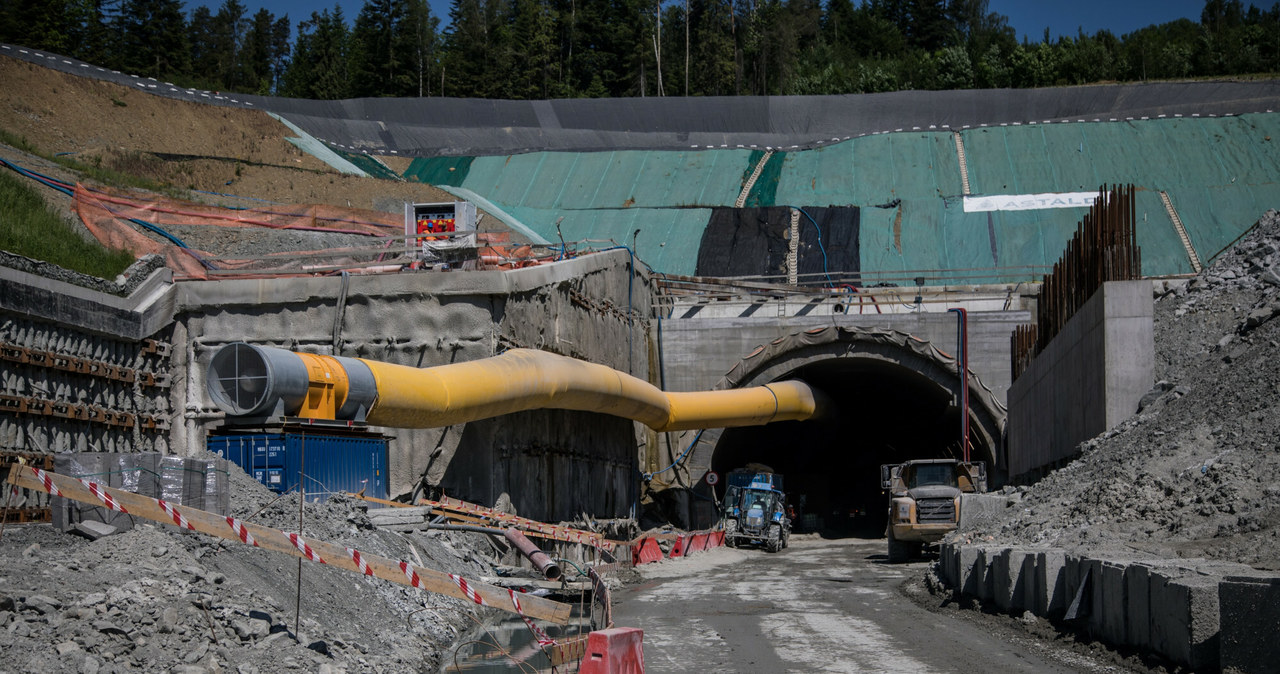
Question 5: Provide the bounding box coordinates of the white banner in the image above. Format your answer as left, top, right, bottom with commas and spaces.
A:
963, 192, 1099, 213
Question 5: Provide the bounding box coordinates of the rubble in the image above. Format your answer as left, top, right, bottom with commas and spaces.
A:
0, 455, 524, 673
962, 209, 1280, 571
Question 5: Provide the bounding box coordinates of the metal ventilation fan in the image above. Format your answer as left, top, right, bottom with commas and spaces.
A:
206, 342, 310, 418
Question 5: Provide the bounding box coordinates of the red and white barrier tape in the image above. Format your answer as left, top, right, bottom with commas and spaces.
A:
509, 589, 556, 646
225, 516, 258, 546
79, 478, 127, 513
158, 499, 195, 531
348, 548, 372, 576
399, 561, 423, 588
448, 573, 484, 605
33, 467, 62, 497
287, 532, 325, 563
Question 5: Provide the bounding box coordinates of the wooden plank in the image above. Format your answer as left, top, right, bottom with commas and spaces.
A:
548, 633, 590, 667
421, 495, 612, 550
5, 464, 571, 624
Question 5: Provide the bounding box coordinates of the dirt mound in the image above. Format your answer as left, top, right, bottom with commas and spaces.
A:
965, 209, 1280, 570
0, 457, 526, 673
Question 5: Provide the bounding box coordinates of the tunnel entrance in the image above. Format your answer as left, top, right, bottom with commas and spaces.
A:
705, 327, 1003, 538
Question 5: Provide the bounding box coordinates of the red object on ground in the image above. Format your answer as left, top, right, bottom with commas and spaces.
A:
579, 627, 645, 674
688, 532, 708, 553
668, 535, 686, 558
631, 538, 663, 565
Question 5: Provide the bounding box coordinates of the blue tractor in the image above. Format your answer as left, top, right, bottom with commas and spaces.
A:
721, 468, 791, 552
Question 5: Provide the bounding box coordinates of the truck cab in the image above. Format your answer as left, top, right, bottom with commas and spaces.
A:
880, 459, 986, 562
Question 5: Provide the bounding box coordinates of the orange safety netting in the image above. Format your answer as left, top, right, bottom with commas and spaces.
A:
477, 232, 563, 269
73, 184, 404, 280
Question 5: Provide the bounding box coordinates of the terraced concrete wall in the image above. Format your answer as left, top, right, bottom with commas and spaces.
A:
174, 250, 652, 521
0, 256, 177, 466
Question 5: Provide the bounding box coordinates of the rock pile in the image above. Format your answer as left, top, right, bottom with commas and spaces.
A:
965, 209, 1280, 571
0, 457, 513, 673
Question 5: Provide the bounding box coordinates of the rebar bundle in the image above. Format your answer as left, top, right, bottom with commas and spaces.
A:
1012, 185, 1142, 380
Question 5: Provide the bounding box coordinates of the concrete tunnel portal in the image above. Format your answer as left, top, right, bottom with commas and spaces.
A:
705, 328, 1003, 536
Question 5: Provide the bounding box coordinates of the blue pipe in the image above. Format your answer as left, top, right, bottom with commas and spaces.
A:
1, 157, 207, 263
644, 429, 705, 480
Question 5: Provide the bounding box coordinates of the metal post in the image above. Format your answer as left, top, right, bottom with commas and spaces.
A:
948, 308, 969, 463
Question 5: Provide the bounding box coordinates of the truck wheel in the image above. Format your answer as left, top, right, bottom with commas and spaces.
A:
781, 527, 790, 549
766, 524, 781, 553
887, 528, 910, 563
724, 520, 737, 548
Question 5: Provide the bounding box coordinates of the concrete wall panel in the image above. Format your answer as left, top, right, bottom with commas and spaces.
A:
1007, 281, 1153, 479
1219, 576, 1280, 674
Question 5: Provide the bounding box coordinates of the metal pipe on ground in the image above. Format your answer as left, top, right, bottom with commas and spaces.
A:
504, 528, 562, 580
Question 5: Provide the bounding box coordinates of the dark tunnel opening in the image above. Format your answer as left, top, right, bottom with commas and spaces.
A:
710, 357, 986, 538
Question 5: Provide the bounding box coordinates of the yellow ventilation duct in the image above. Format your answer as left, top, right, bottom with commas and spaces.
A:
208, 343, 820, 431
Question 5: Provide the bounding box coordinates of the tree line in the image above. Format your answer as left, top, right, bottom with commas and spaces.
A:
0, 0, 1277, 100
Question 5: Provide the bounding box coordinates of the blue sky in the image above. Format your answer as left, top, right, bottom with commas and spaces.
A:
189, 0, 1255, 41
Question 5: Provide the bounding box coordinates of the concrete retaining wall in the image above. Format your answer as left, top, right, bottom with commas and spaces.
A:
1006, 281, 1154, 480
938, 542, 1279, 672
0, 265, 175, 457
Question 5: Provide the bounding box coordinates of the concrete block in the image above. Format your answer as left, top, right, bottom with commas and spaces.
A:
1063, 552, 1088, 617
1033, 548, 1067, 618
1075, 557, 1104, 629
1125, 562, 1157, 650
71, 521, 119, 540
941, 543, 961, 588
1093, 559, 1131, 646
1150, 568, 1221, 670
1020, 552, 1038, 613
992, 547, 1031, 613
958, 546, 984, 597
1219, 575, 1280, 674
369, 506, 432, 526
974, 547, 995, 602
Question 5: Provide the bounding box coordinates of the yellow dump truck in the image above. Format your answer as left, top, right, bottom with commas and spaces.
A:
881, 459, 986, 563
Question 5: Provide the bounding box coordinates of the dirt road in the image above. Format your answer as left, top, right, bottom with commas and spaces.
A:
613, 536, 1138, 673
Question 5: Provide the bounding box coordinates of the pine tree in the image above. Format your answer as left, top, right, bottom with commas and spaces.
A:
283, 6, 350, 100
120, 0, 188, 80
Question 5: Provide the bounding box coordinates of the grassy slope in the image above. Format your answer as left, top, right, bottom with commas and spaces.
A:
0, 166, 135, 279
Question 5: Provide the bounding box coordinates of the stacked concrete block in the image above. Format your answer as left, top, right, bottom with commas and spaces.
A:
1219, 575, 1280, 674
53, 453, 146, 532
52, 452, 228, 535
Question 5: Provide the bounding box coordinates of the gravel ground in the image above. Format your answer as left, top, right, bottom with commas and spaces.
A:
961, 209, 1280, 571
0, 457, 532, 673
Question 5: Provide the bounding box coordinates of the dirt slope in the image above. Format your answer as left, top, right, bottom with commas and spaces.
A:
0, 55, 452, 215
966, 210, 1280, 571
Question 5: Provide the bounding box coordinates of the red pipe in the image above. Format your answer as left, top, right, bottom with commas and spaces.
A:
948, 307, 970, 462
503, 528, 562, 580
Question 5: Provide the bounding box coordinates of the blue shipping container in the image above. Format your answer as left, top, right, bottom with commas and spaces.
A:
208, 432, 387, 504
